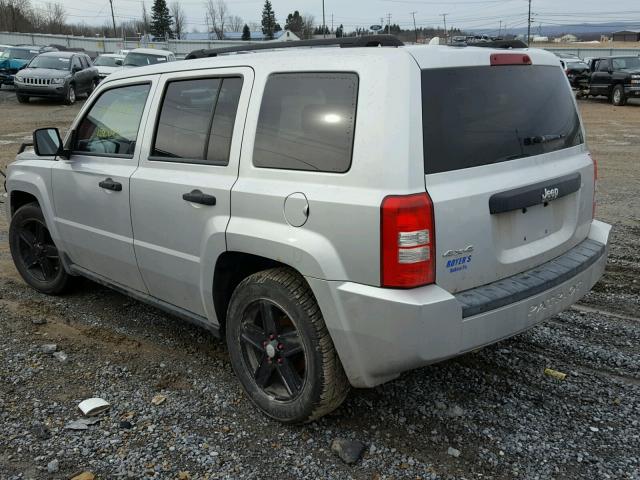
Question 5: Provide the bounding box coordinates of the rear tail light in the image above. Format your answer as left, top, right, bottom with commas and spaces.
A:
381, 192, 435, 288
490, 53, 532, 66
590, 153, 598, 218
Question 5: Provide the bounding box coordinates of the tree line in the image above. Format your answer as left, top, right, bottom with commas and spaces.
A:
0, 0, 460, 42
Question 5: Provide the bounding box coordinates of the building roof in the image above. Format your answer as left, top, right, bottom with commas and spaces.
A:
613, 30, 640, 34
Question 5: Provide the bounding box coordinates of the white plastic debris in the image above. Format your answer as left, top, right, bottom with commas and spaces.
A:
78, 398, 110, 416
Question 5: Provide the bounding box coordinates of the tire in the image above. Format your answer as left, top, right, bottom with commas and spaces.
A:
9, 203, 71, 295
611, 84, 626, 106
64, 84, 76, 105
16, 94, 29, 103
88, 78, 98, 96
226, 267, 350, 423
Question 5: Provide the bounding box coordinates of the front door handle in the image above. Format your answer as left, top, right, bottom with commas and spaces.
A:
99, 178, 122, 191
182, 189, 216, 206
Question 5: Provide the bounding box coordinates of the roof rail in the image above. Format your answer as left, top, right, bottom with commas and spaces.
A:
185, 35, 404, 59
473, 40, 529, 49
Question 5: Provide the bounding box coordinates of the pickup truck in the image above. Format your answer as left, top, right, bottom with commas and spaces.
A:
580, 55, 640, 106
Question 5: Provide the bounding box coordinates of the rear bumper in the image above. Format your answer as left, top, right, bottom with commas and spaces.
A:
309, 219, 611, 388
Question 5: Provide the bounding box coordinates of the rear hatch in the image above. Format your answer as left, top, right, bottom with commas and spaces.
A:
409, 47, 595, 294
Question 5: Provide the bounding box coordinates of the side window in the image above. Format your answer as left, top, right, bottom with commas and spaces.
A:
253, 72, 359, 173
75, 83, 150, 157
72, 56, 82, 71
597, 60, 610, 72
152, 76, 243, 165
79, 56, 88, 69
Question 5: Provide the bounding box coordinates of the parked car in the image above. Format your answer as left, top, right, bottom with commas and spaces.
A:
5, 39, 610, 423
0, 45, 56, 86
122, 48, 175, 67
94, 53, 126, 81
586, 55, 640, 106
13, 51, 99, 104
559, 58, 590, 88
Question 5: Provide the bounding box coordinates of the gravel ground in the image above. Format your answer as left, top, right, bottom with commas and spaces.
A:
0, 88, 639, 479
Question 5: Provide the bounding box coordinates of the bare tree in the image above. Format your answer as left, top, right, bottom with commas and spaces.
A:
301, 14, 315, 39
170, 1, 186, 39
43, 2, 66, 34
227, 14, 243, 33
204, 0, 228, 39
141, 1, 151, 34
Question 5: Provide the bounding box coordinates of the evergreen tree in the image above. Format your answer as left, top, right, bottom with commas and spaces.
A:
242, 23, 251, 41
261, 0, 276, 39
150, 0, 173, 39
284, 10, 303, 38
336, 24, 344, 38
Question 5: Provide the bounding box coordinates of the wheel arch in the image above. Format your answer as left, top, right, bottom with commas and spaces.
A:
212, 252, 313, 334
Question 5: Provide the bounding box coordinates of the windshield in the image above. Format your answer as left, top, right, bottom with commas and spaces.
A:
123, 52, 166, 67
567, 61, 588, 69
95, 56, 121, 67
421, 65, 583, 174
28, 55, 71, 70
1, 48, 37, 60
612, 57, 640, 70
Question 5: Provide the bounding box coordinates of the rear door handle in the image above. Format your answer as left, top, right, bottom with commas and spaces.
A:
98, 178, 122, 191
182, 189, 216, 206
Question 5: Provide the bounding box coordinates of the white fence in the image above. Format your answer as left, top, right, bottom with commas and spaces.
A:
545, 47, 640, 58
0, 31, 250, 55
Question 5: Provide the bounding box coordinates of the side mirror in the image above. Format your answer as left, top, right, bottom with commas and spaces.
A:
115, 59, 123, 66
33, 128, 63, 157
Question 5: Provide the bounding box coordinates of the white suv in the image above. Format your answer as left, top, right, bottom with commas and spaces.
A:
5, 37, 610, 423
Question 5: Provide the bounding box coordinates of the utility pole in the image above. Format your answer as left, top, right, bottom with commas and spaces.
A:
322, 0, 326, 38
499, 20, 502, 37
440, 13, 448, 43
331, 13, 334, 33
108, 0, 117, 38
527, 0, 532, 46
386, 13, 392, 35
410, 11, 418, 43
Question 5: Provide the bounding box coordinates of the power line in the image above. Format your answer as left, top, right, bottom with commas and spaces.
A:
410, 11, 418, 42
526, 0, 532, 45
108, 0, 117, 36
440, 13, 448, 42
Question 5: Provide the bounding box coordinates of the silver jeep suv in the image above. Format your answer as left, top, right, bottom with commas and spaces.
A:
5, 37, 610, 423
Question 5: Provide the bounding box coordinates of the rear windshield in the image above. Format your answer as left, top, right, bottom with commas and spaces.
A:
123, 53, 166, 66
95, 56, 121, 67
421, 65, 583, 174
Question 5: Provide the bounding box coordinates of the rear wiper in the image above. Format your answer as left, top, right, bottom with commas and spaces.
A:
523, 134, 564, 146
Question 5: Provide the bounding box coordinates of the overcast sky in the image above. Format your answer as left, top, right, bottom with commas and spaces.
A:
38, 0, 640, 33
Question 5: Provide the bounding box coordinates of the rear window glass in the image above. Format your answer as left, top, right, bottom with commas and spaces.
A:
253, 72, 358, 173
421, 65, 583, 174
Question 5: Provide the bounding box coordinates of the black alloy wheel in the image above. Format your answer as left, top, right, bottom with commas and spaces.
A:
226, 267, 350, 423
9, 203, 71, 294
239, 299, 306, 400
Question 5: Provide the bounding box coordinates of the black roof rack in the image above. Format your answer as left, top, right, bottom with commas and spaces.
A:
473, 39, 529, 49
186, 35, 404, 59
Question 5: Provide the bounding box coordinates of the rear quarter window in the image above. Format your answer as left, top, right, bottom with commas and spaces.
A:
253, 72, 358, 173
422, 65, 583, 174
